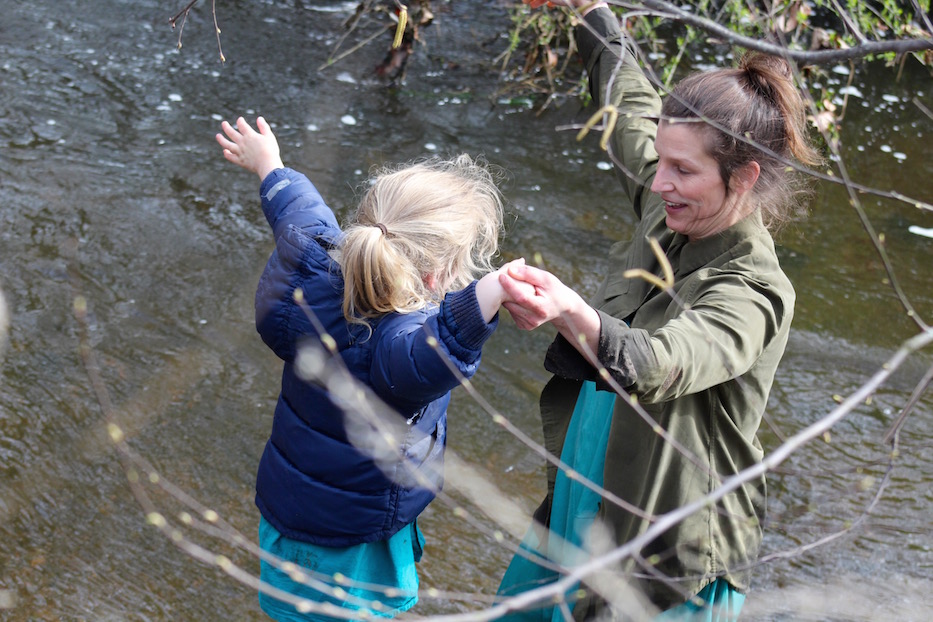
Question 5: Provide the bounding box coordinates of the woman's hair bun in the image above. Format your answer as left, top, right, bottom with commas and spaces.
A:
739, 52, 793, 106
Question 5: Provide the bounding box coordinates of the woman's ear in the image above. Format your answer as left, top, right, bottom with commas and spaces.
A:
730, 161, 761, 196
423, 273, 438, 292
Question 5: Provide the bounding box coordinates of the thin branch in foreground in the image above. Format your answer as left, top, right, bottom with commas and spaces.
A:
318, 24, 393, 71
68, 227, 933, 620
445, 328, 933, 622
882, 363, 933, 445
915, 96, 933, 122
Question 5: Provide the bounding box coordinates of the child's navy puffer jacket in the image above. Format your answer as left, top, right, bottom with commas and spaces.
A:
252, 168, 498, 546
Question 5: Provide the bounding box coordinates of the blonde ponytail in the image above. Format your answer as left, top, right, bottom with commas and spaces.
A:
337, 155, 504, 328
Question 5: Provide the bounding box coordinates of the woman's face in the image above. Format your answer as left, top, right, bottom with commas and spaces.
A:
650, 121, 749, 241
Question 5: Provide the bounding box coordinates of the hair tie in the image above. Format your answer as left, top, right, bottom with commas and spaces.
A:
374, 222, 388, 236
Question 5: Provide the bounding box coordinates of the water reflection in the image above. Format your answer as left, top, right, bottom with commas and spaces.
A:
0, 0, 931, 620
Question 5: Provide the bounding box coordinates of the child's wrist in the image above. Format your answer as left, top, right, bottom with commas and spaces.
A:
258, 160, 285, 180
475, 272, 503, 323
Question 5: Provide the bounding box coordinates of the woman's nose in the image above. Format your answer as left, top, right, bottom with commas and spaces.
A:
651, 167, 672, 193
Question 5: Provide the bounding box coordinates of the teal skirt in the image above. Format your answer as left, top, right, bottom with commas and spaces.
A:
258, 517, 424, 621
496, 381, 616, 621
495, 381, 745, 621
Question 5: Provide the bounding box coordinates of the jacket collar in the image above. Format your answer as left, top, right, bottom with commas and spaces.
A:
678, 210, 769, 276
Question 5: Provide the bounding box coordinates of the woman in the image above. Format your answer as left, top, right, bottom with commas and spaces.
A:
497, 1, 822, 620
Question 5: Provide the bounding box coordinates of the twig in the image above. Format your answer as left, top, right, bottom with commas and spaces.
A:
882, 363, 933, 445
168, 0, 200, 27
829, 0, 866, 43
169, 0, 225, 63
914, 97, 933, 122
212, 0, 225, 63
318, 23, 393, 71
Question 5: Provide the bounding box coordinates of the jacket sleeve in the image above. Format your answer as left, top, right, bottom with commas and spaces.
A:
369, 282, 499, 412
576, 7, 662, 221
595, 269, 793, 402
259, 168, 341, 245
254, 168, 344, 361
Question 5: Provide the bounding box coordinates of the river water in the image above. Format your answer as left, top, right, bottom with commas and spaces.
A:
1, 0, 931, 620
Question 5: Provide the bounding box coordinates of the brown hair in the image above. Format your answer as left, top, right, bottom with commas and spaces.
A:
336, 155, 504, 328
661, 51, 823, 230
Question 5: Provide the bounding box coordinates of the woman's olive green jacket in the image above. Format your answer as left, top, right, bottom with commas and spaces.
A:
534, 7, 796, 615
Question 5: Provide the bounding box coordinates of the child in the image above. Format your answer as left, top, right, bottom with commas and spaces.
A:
216, 116, 524, 621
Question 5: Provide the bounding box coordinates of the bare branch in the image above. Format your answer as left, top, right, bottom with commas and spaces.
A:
829, 0, 867, 44
882, 363, 933, 445
619, 0, 933, 65
318, 23, 393, 71
168, 0, 200, 28
915, 96, 933, 122
212, 0, 225, 64
169, 0, 224, 62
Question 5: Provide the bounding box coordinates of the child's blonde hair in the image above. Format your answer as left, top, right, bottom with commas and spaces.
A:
337, 154, 504, 326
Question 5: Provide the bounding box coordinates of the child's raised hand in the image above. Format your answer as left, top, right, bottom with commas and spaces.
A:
215, 116, 284, 180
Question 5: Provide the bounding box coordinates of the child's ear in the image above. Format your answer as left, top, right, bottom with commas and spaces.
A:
423, 273, 438, 292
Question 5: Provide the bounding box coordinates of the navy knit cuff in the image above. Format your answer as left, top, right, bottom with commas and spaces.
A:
443, 281, 498, 353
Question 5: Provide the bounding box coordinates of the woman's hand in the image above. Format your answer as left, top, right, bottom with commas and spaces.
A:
498, 263, 558, 330
500, 262, 601, 341
475, 258, 536, 323
501, 263, 602, 364
216, 116, 284, 181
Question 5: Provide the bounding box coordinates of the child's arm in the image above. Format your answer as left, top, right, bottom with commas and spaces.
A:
217, 117, 337, 238
475, 258, 535, 323
215, 116, 284, 181
370, 264, 533, 411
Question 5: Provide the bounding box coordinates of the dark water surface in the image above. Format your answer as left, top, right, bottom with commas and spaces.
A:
1, 1, 931, 620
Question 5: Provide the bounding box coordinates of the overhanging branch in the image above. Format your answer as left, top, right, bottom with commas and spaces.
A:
627, 0, 933, 65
